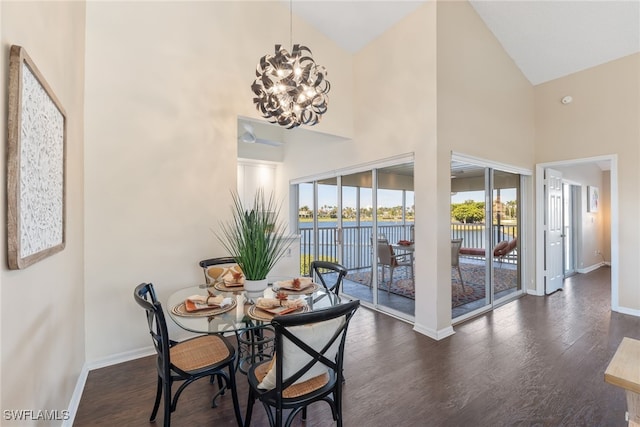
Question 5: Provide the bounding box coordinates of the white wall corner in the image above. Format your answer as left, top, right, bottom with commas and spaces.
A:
61, 364, 89, 427
526, 287, 545, 297
413, 323, 455, 340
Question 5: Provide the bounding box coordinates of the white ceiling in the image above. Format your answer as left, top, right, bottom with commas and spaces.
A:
291, 0, 640, 86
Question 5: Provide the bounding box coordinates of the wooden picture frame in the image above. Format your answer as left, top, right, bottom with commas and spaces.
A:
7, 45, 66, 269
588, 185, 599, 213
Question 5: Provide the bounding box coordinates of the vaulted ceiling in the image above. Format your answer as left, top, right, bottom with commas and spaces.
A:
244, 1, 638, 151
291, 0, 640, 85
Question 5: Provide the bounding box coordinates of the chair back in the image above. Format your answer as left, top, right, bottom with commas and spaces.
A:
133, 283, 173, 379
377, 240, 394, 266
309, 261, 348, 295
258, 300, 360, 396
198, 256, 238, 284
451, 238, 463, 267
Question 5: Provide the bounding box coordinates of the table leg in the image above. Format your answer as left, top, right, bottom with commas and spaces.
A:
628, 391, 640, 426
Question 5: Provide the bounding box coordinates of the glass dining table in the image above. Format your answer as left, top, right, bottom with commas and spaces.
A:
166, 276, 343, 374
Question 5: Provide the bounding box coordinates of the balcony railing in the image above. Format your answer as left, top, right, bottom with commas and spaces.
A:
298, 224, 412, 274
298, 222, 517, 275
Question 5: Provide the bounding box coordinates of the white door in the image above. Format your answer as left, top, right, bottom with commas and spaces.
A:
545, 168, 564, 294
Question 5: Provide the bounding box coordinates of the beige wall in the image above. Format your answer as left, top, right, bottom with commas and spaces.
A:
535, 53, 640, 311
1, 0, 86, 422
283, 2, 440, 334
436, 0, 536, 324
83, 1, 353, 362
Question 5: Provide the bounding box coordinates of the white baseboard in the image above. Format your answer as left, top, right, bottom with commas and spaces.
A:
413, 323, 455, 340
63, 346, 156, 427
577, 262, 605, 274
613, 305, 640, 317
526, 287, 545, 296
61, 364, 89, 427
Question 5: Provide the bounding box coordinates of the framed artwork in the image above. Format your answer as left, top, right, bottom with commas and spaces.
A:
7, 45, 66, 269
588, 185, 599, 213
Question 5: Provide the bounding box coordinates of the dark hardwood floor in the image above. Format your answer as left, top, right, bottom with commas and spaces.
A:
74, 266, 639, 426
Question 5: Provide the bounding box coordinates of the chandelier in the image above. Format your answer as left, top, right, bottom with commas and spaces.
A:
250, 1, 330, 129
251, 44, 330, 129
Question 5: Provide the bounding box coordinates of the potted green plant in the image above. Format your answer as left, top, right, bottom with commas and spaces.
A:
216, 190, 294, 296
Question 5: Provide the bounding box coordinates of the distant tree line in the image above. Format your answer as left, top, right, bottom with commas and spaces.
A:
451, 199, 517, 224
299, 205, 415, 221
451, 200, 485, 223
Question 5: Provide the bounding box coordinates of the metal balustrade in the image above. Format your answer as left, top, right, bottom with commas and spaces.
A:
298, 224, 413, 275
298, 222, 517, 275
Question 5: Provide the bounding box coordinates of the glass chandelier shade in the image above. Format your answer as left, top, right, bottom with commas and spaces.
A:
251, 44, 330, 129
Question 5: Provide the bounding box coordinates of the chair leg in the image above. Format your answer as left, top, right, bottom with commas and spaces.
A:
163, 380, 172, 427
150, 375, 162, 422
244, 388, 255, 427
227, 365, 243, 427
388, 267, 394, 294
456, 265, 466, 291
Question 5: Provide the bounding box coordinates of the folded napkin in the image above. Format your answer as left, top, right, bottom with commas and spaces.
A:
223, 272, 245, 286
275, 277, 313, 291
256, 297, 306, 310
185, 294, 233, 312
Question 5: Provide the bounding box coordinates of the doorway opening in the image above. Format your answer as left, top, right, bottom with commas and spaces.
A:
536, 155, 616, 307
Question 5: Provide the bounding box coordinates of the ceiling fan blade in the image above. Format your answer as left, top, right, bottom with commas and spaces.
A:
238, 122, 282, 146
239, 131, 256, 143
255, 137, 283, 147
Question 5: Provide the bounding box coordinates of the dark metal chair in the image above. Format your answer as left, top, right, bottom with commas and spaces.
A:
244, 300, 360, 427
133, 283, 243, 427
309, 261, 348, 295
198, 256, 237, 284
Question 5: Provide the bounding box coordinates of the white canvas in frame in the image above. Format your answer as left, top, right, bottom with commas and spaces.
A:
7, 45, 66, 269
588, 185, 599, 213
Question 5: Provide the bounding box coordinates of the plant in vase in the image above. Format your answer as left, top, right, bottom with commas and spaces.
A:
216, 190, 294, 298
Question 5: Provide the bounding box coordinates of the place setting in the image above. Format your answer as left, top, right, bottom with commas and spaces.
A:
213, 270, 246, 292
271, 276, 320, 295
170, 293, 237, 317
247, 293, 309, 322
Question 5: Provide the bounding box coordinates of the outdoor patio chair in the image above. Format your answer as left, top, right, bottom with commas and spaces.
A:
451, 238, 466, 291
376, 238, 414, 293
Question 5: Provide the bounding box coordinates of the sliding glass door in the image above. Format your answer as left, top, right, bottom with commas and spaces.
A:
294, 158, 415, 320
451, 160, 522, 321
375, 165, 415, 316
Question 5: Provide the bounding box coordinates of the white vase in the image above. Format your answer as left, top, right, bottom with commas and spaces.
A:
244, 278, 268, 300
